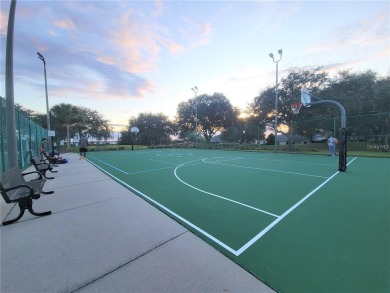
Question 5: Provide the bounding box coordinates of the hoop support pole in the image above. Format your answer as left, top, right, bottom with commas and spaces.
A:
306, 99, 347, 171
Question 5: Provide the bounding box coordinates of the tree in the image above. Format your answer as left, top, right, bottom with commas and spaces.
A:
247, 68, 330, 140
31, 113, 47, 128
119, 112, 174, 146
247, 68, 389, 143
176, 92, 235, 142
51, 104, 80, 149
373, 74, 390, 112
50, 104, 112, 148
320, 70, 390, 141
15, 103, 37, 117
74, 107, 112, 142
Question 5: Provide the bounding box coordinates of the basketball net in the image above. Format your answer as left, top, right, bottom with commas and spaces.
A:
291, 103, 302, 114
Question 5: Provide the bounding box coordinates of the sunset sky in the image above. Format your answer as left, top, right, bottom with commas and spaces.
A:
1, 0, 389, 131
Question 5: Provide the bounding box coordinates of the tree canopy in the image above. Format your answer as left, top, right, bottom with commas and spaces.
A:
119, 112, 174, 146
31, 103, 112, 147
16, 68, 389, 146
176, 92, 236, 142
245, 68, 389, 142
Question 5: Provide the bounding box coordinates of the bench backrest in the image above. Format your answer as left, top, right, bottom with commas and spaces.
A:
31, 157, 51, 171
1, 166, 46, 202
31, 156, 42, 166
1, 167, 29, 202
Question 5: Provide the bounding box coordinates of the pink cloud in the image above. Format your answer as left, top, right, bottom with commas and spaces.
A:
53, 18, 76, 30
0, 10, 7, 35
310, 9, 389, 53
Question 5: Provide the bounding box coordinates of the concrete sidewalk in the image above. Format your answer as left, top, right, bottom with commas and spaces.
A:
1, 153, 274, 293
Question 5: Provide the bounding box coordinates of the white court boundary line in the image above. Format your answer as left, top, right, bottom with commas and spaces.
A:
235, 156, 358, 255
203, 160, 328, 178
88, 156, 357, 256
174, 159, 279, 218
88, 160, 238, 255
90, 156, 175, 175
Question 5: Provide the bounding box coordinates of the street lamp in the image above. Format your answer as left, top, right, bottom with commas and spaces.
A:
37, 51, 52, 154
191, 86, 198, 146
269, 49, 283, 152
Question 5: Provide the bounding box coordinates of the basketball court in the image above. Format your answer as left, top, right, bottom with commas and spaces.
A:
86, 149, 389, 292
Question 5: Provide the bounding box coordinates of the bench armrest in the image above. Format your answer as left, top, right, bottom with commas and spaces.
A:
22, 171, 44, 180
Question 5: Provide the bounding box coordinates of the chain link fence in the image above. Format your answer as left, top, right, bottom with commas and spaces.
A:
1, 97, 47, 172
174, 112, 389, 155
285, 112, 389, 153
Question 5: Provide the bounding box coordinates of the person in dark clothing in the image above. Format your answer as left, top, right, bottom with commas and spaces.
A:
79, 135, 89, 159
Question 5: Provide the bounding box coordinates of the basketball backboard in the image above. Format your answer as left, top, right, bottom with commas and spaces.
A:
301, 88, 311, 107
130, 126, 139, 134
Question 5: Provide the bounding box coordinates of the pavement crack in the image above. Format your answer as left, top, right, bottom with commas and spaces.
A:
70, 230, 188, 293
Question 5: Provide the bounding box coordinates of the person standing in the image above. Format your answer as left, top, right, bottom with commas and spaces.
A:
327, 133, 338, 156
79, 134, 89, 159
39, 138, 47, 160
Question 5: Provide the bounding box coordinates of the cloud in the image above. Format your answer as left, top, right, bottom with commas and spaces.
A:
178, 18, 213, 51
53, 18, 76, 30
310, 9, 389, 53
151, 0, 164, 18
107, 11, 161, 73
0, 9, 7, 35
2, 0, 216, 105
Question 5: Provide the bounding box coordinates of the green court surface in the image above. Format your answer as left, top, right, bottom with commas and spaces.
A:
87, 149, 389, 292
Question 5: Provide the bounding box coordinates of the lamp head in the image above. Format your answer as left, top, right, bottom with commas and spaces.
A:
269, 53, 274, 59
37, 52, 45, 62
278, 49, 283, 55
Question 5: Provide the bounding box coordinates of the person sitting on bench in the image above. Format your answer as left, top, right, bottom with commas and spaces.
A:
39, 138, 48, 160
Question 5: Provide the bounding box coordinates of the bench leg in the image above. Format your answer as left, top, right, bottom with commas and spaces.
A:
42, 171, 54, 179
26, 201, 51, 217
37, 169, 55, 179
2, 198, 51, 226
41, 190, 54, 195
2, 205, 26, 226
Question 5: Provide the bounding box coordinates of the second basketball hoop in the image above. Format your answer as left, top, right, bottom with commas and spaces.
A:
291, 103, 302, 114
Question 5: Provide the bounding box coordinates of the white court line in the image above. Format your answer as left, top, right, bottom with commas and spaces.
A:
240, 154, 337, 167
235, 156, 358, 255
126, 166, 175, 175
204, 160, 328, 178
149, 158, 181, 165
174, 159, 279, 218
89, 156, 129, 174
87, 160, 239, 255
90, 156, 175, 175
88, 155, 357, 257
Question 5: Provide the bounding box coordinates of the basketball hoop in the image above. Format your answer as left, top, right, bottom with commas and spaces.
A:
291, 103, 302, 114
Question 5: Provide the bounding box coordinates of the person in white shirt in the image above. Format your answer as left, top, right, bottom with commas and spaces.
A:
327, 133, 338, 156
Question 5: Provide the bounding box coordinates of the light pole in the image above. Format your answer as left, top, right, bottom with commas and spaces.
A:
191, 86, 198, 146
269, 49, 283, 152
5, 0, 18, 169
37, 51, 52, 154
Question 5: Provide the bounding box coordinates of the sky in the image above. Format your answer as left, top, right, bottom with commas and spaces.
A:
1, 0, 389, 131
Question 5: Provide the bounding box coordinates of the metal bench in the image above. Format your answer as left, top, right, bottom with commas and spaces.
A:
1, 166, 53, 225
42, 152, 59, 167
31, 156, 57, 179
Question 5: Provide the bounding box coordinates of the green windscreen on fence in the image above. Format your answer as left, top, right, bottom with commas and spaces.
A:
0, 97, 47, 172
